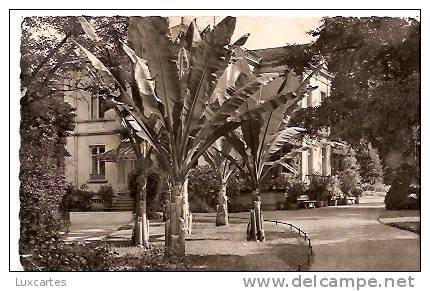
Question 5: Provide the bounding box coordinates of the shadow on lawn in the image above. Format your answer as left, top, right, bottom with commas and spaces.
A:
388, 222, 420, 234
187, 229, 310, 271
188, 242, 309, 271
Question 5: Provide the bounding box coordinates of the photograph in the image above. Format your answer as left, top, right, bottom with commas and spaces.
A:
15, 11, 420, 273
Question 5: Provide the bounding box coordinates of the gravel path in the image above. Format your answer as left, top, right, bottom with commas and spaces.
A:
65, 212, 133, 241
226, 200, 420, 271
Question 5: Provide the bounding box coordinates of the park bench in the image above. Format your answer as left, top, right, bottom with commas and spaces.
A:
297, 195, 316, 209
344, 196, 356, 205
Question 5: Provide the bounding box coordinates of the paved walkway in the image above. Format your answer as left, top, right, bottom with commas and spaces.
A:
232, 199, 420, 271
65, 212, 132, 241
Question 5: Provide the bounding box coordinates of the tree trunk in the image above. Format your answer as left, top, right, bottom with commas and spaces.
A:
182, 178, 192, 233
247, 209, 257, 241
135, 173, 149, 247
165, 181, 186, 255
252, 190, 265, 242
216, 183, 229, 226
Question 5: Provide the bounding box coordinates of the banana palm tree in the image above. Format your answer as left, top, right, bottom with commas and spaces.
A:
77, 16, 318, 254
203, 138, 238, 226
216, 64, 321, 241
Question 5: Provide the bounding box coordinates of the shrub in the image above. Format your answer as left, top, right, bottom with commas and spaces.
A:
98, 185, 114, 204
188, 165, 219, 210
326, 175, 343, 199
305, 173, 343, 201
19, 94, 75, 255
338, 150, 362, 196
128, 169, 164, 218
259, 172, 290, 191
285, 179, 308, 203
237, 170, 253, 193
384, 174, 409, 210
188, 165, 240, 211
110, 245, 189, 271
272, 174, 303, 191
385, 169, 420, 210
356, 139, 384, 186
61, 184, 94, 212
229, 202, 252, 213
307, 173, 329, 201
373, 183, 390, 193
146, 170, 164, 214
189, 198, 215, 213
259, 173, 275, 191
22, 242, 189, 271
351, 186, 364, 198
22, 241, 112, 271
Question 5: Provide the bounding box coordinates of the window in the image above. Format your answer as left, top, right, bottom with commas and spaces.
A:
321, 91, 327, 100
90, 96, 105, 119
306, 91, 313, 108
90, 145, 105, 180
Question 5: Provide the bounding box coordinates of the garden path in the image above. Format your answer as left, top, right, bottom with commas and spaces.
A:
230, 197, 420, 271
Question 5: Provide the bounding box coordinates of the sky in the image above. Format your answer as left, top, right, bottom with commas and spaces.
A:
169, 16, 322, 50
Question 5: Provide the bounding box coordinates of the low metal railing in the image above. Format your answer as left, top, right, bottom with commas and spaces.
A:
264, 218, 313, 271
193, 214, 313, 271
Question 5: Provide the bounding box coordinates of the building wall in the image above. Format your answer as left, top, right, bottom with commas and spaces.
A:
301, 71, 332, 181
64, 71, 130, 193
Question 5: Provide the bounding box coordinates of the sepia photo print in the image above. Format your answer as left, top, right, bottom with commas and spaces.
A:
16, 11, 420, 272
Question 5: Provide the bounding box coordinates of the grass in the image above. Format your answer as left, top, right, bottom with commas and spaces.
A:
387, 222, 420, 234
379, 209, 420, 234
379, 209, 420, 219
186, 217, 310, 271
107, 217, 311, 271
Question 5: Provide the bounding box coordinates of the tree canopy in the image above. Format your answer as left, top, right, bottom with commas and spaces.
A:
290, 17, 420, 182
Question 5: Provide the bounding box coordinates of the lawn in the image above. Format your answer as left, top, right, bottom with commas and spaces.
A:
387, 221, 420, 234
107, 215, 311, 271
379, 209, 420, 219
379, 209, 420, 234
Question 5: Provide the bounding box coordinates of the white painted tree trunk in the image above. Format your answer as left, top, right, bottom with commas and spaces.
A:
135, 174, 149, 247
216, 183, 229, 226
252, 191, 265, 242
254, 199, 265, 242
182, 178, 192, 233
165, 182, 186, 255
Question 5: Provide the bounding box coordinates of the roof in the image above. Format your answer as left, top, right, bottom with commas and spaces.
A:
246, 44, 308, 65
170, 23, 188, 41
97, 141, 136, 162
245, 45, 333, 79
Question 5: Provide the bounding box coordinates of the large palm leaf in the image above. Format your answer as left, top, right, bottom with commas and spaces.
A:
127, 17, 181, 136
219, 65, 322, 191
204, 138, 237, 184
179, 17, 236, 159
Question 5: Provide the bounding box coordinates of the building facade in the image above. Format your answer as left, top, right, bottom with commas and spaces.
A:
64, 71, 135, 195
